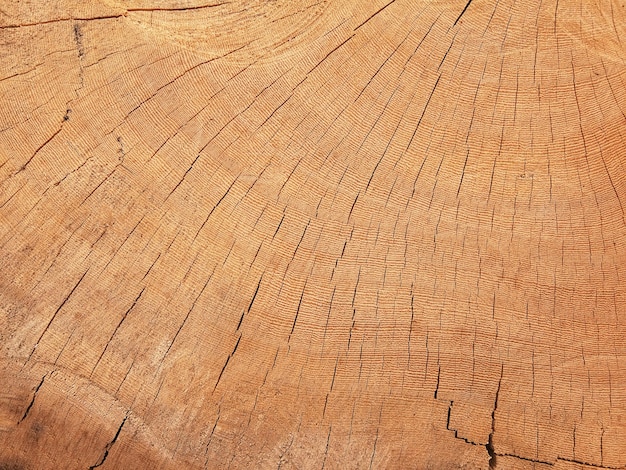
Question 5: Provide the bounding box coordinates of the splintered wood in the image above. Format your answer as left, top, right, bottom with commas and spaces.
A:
1, 0, 625, 468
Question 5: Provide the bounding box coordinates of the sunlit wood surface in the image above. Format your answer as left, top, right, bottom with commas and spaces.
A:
1, 1, 626, 468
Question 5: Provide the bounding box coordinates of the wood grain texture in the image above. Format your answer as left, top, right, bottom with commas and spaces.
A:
1, 0, 625, 468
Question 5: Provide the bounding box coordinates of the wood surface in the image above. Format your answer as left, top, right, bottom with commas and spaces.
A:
1, 0, 626, 468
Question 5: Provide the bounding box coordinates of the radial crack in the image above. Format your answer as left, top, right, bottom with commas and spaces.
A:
17, 374, 47, 424
454, 0, 474, 26
88, 412, 129, 469
487, 365, 503, 469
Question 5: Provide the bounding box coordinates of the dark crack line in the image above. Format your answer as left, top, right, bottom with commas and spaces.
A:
14, 126, 63, 174
446, 401, 487, 447
203, 405, 221, 465
17, 374, 47, 424
445, 366, 623, 469
237, 275, 263, 331
164, 269, 215, 358
213, 335, 242, 392
192, 176, 239, 242
127, 2, 230, 12
454, 0, 474, 26
288, 285, 306, 344
491, 452, 625, 468
457, 149, 469, 197
487, 365, 503, 468
119, 42, 250, 128
0, 14, 123, 29
28, 269, 89, 361
497, 453, 553, 466
90, 287, 146, 377
165, 154, 201, 202
354, 0, 397, 31
88, 412, 129, 469
308, 34, 355, 75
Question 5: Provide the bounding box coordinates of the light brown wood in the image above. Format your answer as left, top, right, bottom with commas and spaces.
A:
1, 0, 625, 468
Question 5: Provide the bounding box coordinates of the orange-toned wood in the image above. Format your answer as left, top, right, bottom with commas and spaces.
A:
1, 1, 625, 468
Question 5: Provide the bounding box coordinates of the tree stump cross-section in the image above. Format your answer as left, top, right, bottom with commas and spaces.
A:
0, 0, 625, 468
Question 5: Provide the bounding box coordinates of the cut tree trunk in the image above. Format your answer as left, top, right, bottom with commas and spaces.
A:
1, 0, 625, 468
